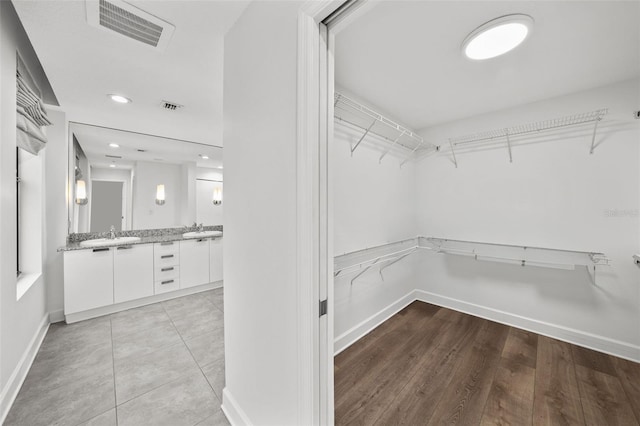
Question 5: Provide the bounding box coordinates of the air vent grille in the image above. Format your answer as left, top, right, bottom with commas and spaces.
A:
161, 101, 183, 111
86, 0, 175, 51
99, 0, 162, 47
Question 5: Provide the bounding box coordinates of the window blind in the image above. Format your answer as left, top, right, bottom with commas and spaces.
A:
16, 62, 51, 155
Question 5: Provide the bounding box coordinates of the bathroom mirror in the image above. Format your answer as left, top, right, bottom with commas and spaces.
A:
68, 122, 223, 234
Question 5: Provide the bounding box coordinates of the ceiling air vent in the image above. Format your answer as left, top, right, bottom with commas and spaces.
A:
86, 0, 175, 51
161, 100, 183, 111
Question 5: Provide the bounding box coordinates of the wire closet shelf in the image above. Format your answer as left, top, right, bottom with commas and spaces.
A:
444, 108, 608, 167
334, 237, 610, 285
334, 92, 438, 166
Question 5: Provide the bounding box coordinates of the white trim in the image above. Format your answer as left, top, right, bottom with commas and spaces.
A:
221, 388, 253, 426
414, 290, 640, 363
65, 281, 221, 323
16, 272, 42, 301
334, 291, 416, 355
297, 2, 343, 425
0, 314, 49, 424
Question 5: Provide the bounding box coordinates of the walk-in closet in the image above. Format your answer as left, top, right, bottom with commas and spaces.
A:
330, 1, 640, 424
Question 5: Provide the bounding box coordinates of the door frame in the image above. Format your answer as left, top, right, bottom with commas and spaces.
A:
296, 1, 375, 424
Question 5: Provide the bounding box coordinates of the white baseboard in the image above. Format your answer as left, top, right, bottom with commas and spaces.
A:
222, 387, 253, 426
0, 314, 50, 424
415, 290, 640, 363
334, 291, 416, 355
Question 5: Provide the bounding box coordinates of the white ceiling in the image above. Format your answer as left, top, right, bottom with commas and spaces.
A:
335, 1, 640, 131
71, 122, 223, 170
13, 0, 250, 147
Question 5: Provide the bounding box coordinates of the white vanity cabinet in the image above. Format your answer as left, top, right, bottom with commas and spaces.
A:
64, 247, 114, 314
180, 238, 210, 288
114, 244, 154, 303
64, 234, 223, 322
210, 237, 223, 283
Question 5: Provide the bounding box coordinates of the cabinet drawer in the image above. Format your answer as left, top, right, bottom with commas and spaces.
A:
154, 264, 180, 282
154, 241, 179, 254
154, 250, 180, 267
155, 277, 180, 294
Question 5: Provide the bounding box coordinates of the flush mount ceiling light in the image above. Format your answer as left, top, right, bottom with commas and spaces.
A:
108, 94, 132, 104
109, 163, 116, 168
109, 143, 119, 148
462, 14, 534, 60
200, 154, 209, 160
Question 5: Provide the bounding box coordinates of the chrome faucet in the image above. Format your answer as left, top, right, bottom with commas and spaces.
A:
109, 225, 116, 239
197, 223, 204, 232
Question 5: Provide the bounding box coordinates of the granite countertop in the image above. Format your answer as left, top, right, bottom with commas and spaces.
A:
59, 226, 223, 252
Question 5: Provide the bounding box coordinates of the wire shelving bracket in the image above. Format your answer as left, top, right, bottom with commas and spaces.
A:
334, 92, 437, 165
441, 108, 608, 167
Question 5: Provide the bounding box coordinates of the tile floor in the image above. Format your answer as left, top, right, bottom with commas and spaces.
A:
5, 288, 229, 426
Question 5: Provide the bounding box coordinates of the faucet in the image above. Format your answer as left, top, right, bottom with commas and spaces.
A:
197, 223, 204, 232
109, 225, 116, 240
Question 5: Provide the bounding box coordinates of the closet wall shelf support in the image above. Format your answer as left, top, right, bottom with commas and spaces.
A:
351, 119, 377, 156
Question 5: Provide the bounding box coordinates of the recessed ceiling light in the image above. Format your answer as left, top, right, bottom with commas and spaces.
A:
109, 164, 116, 168
217, 166, 223, 170
109, 143, 120, 148
201, 155, 209, 160
108, 94, 132, 104
462, 14, 533, 60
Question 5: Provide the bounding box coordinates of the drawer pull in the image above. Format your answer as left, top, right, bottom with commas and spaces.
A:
161, 254, 174, 259
161, 267, 174, 272
161, 279, 174, 285
117, 246, 132, 250
160, 242, 174, 246
92, 247, 110, 252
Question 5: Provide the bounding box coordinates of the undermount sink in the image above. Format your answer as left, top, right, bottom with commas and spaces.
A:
182, 230, 222, 239
79, 236, 141, 247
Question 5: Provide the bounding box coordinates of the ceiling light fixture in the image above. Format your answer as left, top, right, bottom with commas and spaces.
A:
201, 155, 209, 160
108, 94, 132, 104
109, 164, 116, 168
462, 14, 533, 60
109, 143, 120, 148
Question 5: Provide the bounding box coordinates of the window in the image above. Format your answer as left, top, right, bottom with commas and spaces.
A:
16, 146, 43, 300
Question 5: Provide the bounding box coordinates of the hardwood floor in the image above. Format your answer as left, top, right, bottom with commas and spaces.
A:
334, 301, 640, 426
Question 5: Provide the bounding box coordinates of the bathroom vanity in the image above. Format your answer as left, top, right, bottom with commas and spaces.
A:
61, 233, 223, 323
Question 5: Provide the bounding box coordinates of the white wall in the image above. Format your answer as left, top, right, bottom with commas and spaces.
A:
332, 126, 418, 346
415, 79, 640, 360
1, 1, 53, 420
132, 161, 182, 229
223, 1, 302, 424
43, 109, 68, 322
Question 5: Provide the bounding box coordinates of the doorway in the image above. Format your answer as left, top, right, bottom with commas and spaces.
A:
90, 180, 124, 232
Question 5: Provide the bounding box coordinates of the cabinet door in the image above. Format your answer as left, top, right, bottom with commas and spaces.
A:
64, 248, 114, 314
114, 244, 154, 303
209, 237, 223, 284
180, 239, 210, 288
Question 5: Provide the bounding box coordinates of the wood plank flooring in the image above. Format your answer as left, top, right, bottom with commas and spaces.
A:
335, 301, 640, 426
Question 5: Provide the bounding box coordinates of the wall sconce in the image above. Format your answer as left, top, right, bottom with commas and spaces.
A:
213, 187, 222, 206
156, 184, 165, 206
75, 179, 88, 205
